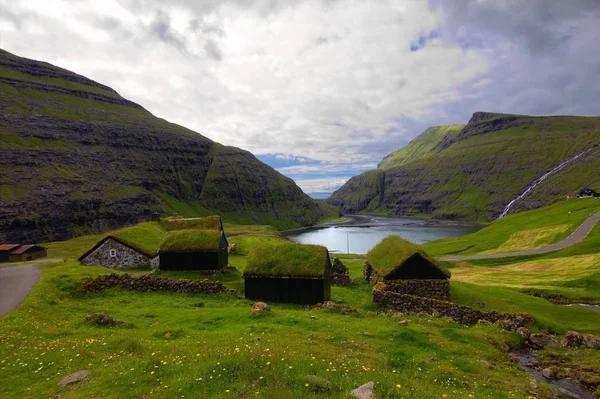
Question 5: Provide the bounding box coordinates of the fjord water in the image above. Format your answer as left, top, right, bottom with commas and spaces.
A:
286, 216, 481, 254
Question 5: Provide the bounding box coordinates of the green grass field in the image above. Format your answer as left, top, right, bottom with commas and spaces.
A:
2, 215, 600, 398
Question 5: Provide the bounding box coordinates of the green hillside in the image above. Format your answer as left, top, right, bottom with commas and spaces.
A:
329, 112, 600, 221
0, 49, 336, 242
423, 198, 600, 256
378, 125, 464, 169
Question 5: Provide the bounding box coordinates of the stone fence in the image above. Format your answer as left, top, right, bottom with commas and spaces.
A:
373, 287, 533, 327
82, 273, 234, 295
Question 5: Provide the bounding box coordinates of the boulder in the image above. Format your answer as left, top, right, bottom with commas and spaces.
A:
529, 333, 560, 348
583, 334, 600, 349
305, 375, 332, 391
542, 368, 555, 379
561, 331, 584, 348
251, 302, 270, 315
351, 381, 375, 399
57, 370, 89, 386
516, 327, 530, 340
398, 319, 410, 326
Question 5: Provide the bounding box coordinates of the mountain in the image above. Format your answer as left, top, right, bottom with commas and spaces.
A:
378, 125, 464, 170
0, 49, 336, 242
328, 112, 600, 221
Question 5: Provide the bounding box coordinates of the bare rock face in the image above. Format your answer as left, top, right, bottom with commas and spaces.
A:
57, 370, 89, 386
351, 381, 375, 399
561, 331, 584, 348
251, 302, 270, 315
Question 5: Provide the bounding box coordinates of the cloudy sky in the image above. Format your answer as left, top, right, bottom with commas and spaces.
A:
1, 0, 599, 197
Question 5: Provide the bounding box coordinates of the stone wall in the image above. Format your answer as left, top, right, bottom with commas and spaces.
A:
373, 288, 533, 327
80, 238, 154, 268
82, 273, 234, 294
332, 274, 351, 286
331, 258, 351, 286
382, 279, 450, 300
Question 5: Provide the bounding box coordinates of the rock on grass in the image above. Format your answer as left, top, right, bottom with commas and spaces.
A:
58, 370, 89, 386
351, 381, 375, 399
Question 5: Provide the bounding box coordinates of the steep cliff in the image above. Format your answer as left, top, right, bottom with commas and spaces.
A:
0, 49, 334, 242
329, 112, 600, 221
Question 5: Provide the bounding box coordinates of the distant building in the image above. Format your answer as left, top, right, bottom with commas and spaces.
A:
244, 243, 332, 305
79, 236, 159, 269
0, 244, 47, 263
365, 236, 451, 300
578, 188, 599, 198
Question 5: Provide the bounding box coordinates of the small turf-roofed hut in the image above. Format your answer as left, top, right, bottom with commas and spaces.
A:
244, 243, 332, 305
159, 229, 228, 270
79, 222, 164, 268
365, 236, 451, 300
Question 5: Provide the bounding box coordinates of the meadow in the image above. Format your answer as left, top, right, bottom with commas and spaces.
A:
2, 206, 600, 398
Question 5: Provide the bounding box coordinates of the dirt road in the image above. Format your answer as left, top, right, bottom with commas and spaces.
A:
0, 265, 41, 317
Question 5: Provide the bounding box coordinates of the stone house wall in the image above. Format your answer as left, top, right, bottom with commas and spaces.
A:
382, 279, 450, 300
80, 238, 155, 268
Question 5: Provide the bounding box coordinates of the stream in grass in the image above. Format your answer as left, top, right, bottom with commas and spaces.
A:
285, 215, 481, 254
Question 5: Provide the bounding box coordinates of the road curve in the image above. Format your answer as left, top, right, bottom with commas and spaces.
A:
439, 209, 600, 262
0, 265, 41, 317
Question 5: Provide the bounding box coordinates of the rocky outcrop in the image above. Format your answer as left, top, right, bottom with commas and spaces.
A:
81, 273, 233, 294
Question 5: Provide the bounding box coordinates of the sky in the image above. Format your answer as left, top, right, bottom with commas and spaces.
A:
1, 0, 599, 197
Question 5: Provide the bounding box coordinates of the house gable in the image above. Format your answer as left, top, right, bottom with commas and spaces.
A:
385, 253, 449, 280
79, 237, 154, 268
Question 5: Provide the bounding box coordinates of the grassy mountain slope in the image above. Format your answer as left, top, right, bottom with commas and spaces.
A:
422, 198, 600, 256
0, 49, 334, 242
329, 112, 600, 221
378, 124, 464, 169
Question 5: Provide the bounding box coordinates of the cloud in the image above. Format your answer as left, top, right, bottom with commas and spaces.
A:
1, 0, 599, 196
293, 176, 352, 194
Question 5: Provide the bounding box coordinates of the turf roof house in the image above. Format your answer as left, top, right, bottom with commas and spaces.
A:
244, 243, 332, 305
159, 228, 229, 271
79, 235, 160, 269
365, 236, 451, 300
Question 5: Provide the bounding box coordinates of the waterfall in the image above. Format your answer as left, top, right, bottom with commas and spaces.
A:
499, 148, 596, 218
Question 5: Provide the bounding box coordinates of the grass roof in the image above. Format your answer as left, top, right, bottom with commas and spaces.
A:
366, 236, 450, 277
159, 216, 222, 232
109, 222, 166, 257
159, 229, 222, 252
244, 242, 329, 277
